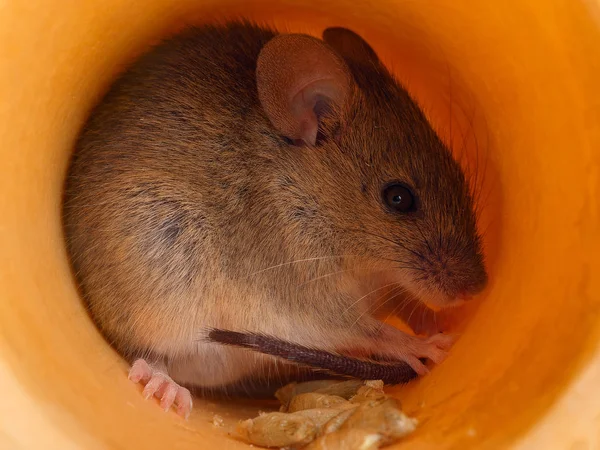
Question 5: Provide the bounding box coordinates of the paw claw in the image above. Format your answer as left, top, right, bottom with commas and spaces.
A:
160, 383, 179, 412
142, 373, 167, 400
128, 359, 152, 384
175, 389, 193, 419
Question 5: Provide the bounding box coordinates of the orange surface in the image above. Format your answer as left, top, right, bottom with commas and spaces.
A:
1, 0, 599, 448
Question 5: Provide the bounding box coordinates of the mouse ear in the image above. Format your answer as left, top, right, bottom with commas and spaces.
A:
322, 27, 381, 67
256, 34, 352, 146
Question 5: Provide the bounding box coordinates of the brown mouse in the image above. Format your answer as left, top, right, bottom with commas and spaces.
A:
62, 22, 487, 419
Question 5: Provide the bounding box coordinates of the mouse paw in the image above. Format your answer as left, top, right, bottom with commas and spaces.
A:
403, 333, 454, 375
374, 326, 455, 376
128, 359, 193, 419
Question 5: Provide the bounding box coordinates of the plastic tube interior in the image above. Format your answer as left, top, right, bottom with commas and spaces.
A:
0, 0, 599, 448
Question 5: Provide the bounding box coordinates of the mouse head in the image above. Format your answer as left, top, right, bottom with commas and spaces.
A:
256, 28, 487, 308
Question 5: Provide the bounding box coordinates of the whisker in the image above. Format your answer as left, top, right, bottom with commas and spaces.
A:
341, 281, 402, 318
249, 255, 353, 276
374, 255, 423, 267
296, 268, 357, 288
392, 263, 425, 272
479, 219, 494, 241
375, 294, 413, 335
478, 109, 492, 218
472, 109, 481, 207
405, 299, 423, 329
447, 58, 454, 159
345, 228, 424, 260
415, 224, 434, 255
351, 284, 407, 328
370, 284, 406, 317
297, 264, 426, 289
455, 97, 473, 180
371, 284, 408, 317
473, 112, 490, 214
416, 305, 428, 335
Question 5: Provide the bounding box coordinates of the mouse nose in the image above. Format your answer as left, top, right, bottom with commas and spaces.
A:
456, 268, 488, 299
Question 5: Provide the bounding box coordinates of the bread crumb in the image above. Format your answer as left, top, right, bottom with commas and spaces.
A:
239, 380, 416, 449
212, 414, 225, 427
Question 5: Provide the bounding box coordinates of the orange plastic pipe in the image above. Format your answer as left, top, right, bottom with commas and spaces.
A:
1, 0, 599, 448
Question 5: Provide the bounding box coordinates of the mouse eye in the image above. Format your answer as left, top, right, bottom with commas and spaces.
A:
382, 183, 416, 213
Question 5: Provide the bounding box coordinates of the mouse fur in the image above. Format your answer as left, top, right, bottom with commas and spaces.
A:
63, 21, 487, 414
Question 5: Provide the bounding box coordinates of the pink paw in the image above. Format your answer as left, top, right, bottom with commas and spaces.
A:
128, 359, 193, 419
374, 325, 456, 376
403, 333, 454, 375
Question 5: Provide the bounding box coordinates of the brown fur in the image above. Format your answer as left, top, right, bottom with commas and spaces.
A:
62, 22, 486, 392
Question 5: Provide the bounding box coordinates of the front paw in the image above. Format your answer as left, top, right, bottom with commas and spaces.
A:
375, 327, 455, 376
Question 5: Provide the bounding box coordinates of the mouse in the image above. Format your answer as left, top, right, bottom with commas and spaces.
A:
62, 21, 487, 419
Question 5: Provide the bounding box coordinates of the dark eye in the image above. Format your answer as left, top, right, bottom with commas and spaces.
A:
382, 183, 416, 213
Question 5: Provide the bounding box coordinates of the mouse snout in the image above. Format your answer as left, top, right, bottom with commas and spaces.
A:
414, 242, 488, 307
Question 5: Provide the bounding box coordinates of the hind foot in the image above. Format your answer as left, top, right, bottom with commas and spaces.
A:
128, 358, 193, 419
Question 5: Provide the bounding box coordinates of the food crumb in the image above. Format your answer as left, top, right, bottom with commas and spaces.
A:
212, 414, 225, 427
237, 379, 417, 449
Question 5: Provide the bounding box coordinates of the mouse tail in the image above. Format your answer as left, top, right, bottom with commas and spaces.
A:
206, 329, 418, 385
